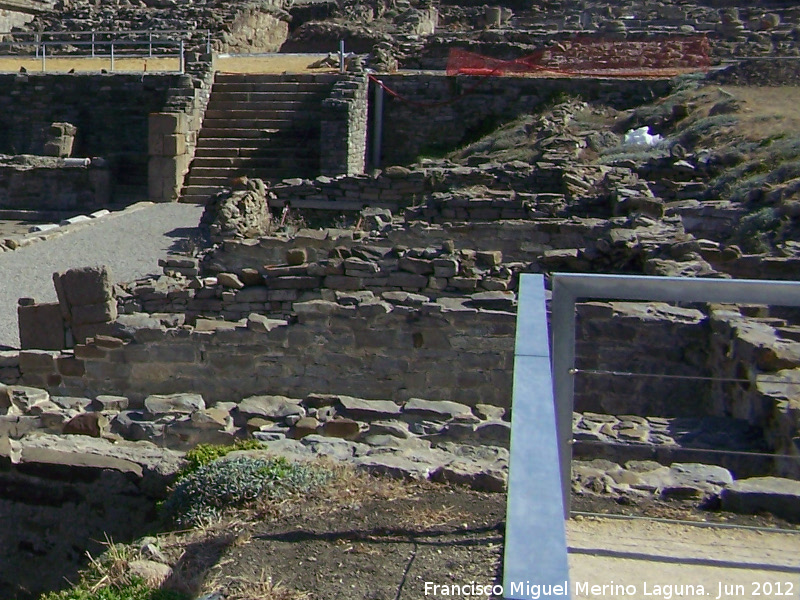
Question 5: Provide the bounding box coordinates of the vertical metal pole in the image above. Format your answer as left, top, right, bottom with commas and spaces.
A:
371, 79, 383, 169
179, 39, 185, 74
148, 31, 153, 57
41, 42, 45, 72
35, 33, 39, 58
110, 42, 114, 72
91, 31, 95, 57
206, 30, 211, 55
551, 277, 576, 518
339, 39, 345, 73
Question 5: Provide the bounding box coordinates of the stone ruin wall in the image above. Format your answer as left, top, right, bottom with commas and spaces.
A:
0, 159, 111, 214
376, 74, 672, 165
0, 73, 201, 205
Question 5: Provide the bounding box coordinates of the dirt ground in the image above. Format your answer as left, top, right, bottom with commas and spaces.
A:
151, 476, 800, 600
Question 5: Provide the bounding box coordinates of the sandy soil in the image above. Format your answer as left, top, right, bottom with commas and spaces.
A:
214, 53, 337, 74
0, 55, 179, 73
152, 481, 800, 600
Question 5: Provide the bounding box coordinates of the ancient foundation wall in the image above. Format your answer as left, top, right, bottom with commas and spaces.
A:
0, 73, 183, 199
0, 161, 110, 211
20, 301, 516, 408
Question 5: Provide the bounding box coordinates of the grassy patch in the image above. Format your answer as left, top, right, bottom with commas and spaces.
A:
734, 207, 783, 254
178, 440, 265, 480
41, 579, 188, 600
162, 456, 334, 527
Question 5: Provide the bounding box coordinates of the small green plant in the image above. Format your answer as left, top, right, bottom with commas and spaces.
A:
735, 207, 781, 253
179, 440, 265, 479
40, 578, 188, 600
161, 456, 333, 527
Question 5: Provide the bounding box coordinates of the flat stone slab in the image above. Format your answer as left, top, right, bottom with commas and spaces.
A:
721, 476, 800, 522
402, 397, 472, 418
236, 395, 305, 420
144, 393, 205, 416
337, 395, 401, 418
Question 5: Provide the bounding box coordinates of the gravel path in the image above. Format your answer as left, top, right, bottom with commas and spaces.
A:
0, 202, 205, 349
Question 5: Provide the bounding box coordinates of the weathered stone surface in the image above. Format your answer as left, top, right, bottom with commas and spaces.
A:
235, 395, 305, 422
144, 393, 205, 416
91, 395, 129, 411
403, 397, 472, 418
127, 560, 173, 587
62, 412, 109, 438
217, 272, 244, 289
354, 454, 432, 480
18, 302, 65, 350
337, 396, 402, 418
202, 178, 273, 241
636, 463, 733, 496
721, 477, 800, 522
321, 418, 361, 439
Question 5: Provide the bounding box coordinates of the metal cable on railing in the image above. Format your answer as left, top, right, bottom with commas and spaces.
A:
570, 368, 800, 386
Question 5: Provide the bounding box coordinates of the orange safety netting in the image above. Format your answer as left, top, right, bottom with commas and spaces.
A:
446, 37, 711, 78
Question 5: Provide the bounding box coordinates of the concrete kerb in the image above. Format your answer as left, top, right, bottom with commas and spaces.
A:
1, 202, 163, 253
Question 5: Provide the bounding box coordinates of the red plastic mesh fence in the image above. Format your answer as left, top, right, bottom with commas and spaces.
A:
446, 37, 711, 78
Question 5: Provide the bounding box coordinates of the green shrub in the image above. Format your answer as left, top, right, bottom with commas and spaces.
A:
735, 207, 781, 253
162, 456, 333, 527
40, 578, 188, 600
179, 440, 265, 479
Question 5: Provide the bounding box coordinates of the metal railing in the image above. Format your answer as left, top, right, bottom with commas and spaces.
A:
0, 29, 211, 72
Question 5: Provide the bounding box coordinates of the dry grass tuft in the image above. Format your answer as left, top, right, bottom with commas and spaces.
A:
204, 571, 312, 600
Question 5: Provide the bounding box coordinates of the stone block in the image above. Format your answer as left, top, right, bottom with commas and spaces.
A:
18, 350, 57, 373
56, 357, 85, 377
149, 112, 188, 138
161, 134, 187, 156
54, 266, 113, 307
72, 323, 116, 345
18, 302, 65, 350
71, 301, 117, 326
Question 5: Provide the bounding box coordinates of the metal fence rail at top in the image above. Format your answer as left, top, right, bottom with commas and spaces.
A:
0, 29, 211, 73
0, 29, 211, 55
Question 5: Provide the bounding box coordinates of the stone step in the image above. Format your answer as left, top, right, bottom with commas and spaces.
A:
214, 73, 340, 85
195, 136, 318, 149
188, 158, 318, 176
186, 170, 316, 187
199, 125, 313, 138
180, 184, 223, 197
203, 108, 322, 120
200, 117, 320, 130
212, 82, 334, 95
208, 91, 328, 104
190, 156, 319, 170
194, 146, 321, 159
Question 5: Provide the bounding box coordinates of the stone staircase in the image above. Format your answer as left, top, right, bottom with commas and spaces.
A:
180, 73, 339, 204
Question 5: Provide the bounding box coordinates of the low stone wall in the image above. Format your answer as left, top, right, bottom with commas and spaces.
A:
20, 299, 516, 408
0, 157, 110, 211
574, 301, 711, 417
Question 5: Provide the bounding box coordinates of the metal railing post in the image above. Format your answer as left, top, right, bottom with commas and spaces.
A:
110, 41, 114, 72
41, 42, 45, 72
148, 31, 152, 57
206, 30, 211, 54
179, 39, 185, 73
91, 31, 95, 57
